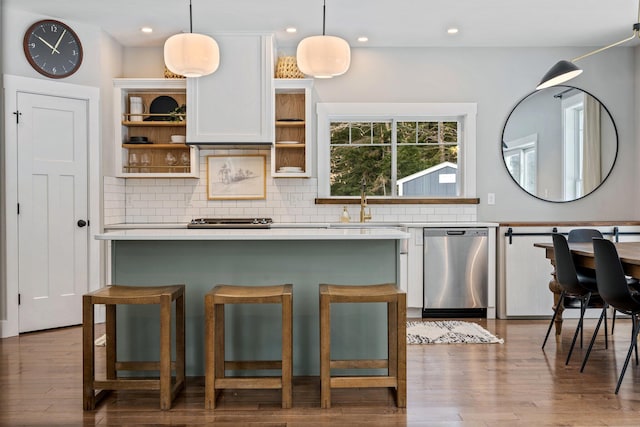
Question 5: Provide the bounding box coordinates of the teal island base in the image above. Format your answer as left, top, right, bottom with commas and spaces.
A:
107, 238, 402, 376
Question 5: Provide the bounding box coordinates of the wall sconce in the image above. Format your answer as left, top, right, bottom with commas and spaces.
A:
537, 2, 640, 89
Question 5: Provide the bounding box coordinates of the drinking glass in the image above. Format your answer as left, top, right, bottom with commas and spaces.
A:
180, 152, 190, 170
140, 152, 151, 173
128, 152, 139, 173
165, 152, 177, 167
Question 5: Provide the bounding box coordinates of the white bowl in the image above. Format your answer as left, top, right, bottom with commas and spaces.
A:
170, 135, 186, 144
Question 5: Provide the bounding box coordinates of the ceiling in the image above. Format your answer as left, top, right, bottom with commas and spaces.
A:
5, 0, 640, 49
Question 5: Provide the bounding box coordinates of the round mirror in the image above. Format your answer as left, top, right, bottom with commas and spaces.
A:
501, 85, 618, 202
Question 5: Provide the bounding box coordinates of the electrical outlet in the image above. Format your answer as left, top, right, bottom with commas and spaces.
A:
487, 193, 495, 205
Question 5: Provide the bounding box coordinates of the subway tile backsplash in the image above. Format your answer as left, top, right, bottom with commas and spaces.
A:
104, 150, 477, 225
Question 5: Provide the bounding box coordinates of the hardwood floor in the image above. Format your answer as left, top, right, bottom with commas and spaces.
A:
3, 318, 640, 426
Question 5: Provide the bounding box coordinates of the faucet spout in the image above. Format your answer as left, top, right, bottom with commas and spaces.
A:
359, 178, 372, 223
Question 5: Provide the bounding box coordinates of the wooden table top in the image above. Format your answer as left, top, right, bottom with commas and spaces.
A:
534, 241, 640, 276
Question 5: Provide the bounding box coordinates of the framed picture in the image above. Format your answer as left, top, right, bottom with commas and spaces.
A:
206, 155, 266, 200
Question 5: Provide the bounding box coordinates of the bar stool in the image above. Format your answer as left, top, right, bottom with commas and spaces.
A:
319, 283, 406, 408
205, 284, 293, 409
82, 284, 185, 411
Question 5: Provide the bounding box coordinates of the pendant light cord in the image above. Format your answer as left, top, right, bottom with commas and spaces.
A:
189, 0, 193, 33
322, 0, 326, 36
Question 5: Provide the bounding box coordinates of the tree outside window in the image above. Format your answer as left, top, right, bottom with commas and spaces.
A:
329, 120, 459, 196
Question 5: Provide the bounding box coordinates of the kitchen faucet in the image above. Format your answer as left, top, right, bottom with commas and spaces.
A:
360, 178, 372, 223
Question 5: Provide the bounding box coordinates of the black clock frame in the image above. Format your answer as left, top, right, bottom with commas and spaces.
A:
23, 19, 83, 79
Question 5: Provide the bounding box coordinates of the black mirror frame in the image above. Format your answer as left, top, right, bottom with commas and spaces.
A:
500, 85, 619, 203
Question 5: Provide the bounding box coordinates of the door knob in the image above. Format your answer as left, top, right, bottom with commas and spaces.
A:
77, 219, 88, 228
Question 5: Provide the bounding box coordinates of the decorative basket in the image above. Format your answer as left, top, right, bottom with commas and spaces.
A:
275, 56, 306, 79
164, 66, 185, 79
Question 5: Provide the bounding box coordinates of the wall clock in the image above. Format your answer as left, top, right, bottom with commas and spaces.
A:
23, 19, 83, 79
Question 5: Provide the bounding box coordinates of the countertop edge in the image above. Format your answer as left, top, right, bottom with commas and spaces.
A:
103, 221, 500, 230
96, 228, 410, 241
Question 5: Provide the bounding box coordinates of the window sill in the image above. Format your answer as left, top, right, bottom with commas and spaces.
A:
315, 197, 480, 205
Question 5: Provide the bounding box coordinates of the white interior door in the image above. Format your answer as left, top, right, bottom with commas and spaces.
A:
17, 91, 89, 333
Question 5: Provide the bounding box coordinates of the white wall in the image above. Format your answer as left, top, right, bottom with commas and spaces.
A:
312, 46, 636, 222
111, 45, 637, 224
1, 6, 124, 327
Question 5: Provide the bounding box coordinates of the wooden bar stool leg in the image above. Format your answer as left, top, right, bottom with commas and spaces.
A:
106, 304, 116, 380
215, 304, 225, 398
388, 300, 398, 381
396, 293, 407, 408
176, 292, 186, 392
206, 301, 225, 409
282, 291, 293, 409
160, 294, 171, 411
82, 295, 95, 410
320, 290, 331, 409
205, 293, 215, 409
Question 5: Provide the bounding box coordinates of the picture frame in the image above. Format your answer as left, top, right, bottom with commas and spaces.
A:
206, 154, 266, 200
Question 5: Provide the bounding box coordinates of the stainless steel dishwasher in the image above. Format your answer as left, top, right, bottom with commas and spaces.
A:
423, 228, 488, 317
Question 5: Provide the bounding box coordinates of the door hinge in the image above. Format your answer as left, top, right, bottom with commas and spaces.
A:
17, 203, 20, 215
18, 294, 21, 305
13, 111, 22, 124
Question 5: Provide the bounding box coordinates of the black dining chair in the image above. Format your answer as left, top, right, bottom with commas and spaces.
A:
542, 233, 602, 365
569, 229, 639, 335
567, 229, 612, 338
585, 238, 640, 393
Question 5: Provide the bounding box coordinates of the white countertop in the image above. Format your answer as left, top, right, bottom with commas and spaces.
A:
96, 227, 410, 241
103, 221, 499, 230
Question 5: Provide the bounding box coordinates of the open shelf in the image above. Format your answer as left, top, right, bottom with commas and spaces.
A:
114, 78, 198, 178
272, 79, 313, 178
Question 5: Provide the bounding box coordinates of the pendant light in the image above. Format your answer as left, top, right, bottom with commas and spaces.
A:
537, 1, 640, 89
296, 0, 351, 78
164, 0, 219, 78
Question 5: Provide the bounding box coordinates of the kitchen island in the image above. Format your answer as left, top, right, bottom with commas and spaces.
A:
96, 227, 409, 376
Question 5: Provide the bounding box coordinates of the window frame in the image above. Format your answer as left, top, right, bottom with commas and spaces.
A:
561, 93, 585, 199
503, 133, 538, 195
317, 103, 477, 199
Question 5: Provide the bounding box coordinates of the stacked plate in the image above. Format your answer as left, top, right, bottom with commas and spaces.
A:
278, 166, 303, 173
128, 136, 151, 144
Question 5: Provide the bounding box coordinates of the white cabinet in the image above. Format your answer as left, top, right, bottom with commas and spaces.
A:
187, 33, 274, 144
113, 78, 199, 178
499, 227, 555, 318
406, 228, 424, 311
272, 79, 313, 177
497, 225, 640, 318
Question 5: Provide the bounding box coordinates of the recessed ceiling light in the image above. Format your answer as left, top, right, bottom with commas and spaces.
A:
286, 27, 297, 33
447, 28, 459, 35
357, 36, 368, 42
141, 27, 153, 34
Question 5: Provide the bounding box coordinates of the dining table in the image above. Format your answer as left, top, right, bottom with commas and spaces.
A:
534, 241, 640, 336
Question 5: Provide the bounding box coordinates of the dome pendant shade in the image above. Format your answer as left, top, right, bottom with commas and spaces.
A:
164, 33, 220, 78
536, 60, 583, 90
296, 35, 351, 78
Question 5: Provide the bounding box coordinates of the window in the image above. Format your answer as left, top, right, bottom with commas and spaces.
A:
562, 92, 585, 199
503, 134, 537, 194
317, 103, 477, 199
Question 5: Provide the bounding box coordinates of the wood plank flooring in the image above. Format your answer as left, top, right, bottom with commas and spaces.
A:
3, 318, 640, 426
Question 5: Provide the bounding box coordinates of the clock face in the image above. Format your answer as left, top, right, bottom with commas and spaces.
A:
23, 20, 83, 79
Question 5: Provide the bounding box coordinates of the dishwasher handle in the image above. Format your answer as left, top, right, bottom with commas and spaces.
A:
423, 228, 488, 238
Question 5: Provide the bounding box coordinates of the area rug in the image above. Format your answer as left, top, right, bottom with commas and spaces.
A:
407, 320, 504, 344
